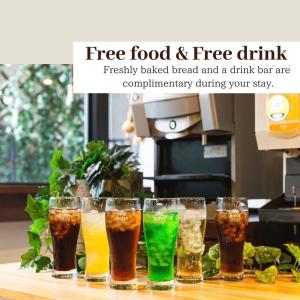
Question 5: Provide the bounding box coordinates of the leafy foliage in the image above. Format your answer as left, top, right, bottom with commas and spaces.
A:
292, 270, 300, 283
202, 253, 219, 279
203, 242, 300, 283
243, 242, 256, 270
77, 253, 86, 273
285, 243, 300, 283
74, 140, 107, 179
254, 246, 281, 267
34, 256, 52, 273
285, 243, 300, 266
243, 242, 256, 260
54, 140, 108, 188
49, 149, 72, 195
21, 188, 52, 272
85, 144, 139, 197
255, 266, 278, 284
202, 243, 220, 279
25, 195, 48, 220
48, 140, 139, 197
20, 248, 39, 268
208, 243, 220, 261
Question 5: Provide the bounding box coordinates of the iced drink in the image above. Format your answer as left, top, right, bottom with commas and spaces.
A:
49, 207, 81, 278
177, 209, 206, 283
81, 210, 109, 281
106, 209, 141, 289
216, 197, 248, 281
143, 211, 179, 288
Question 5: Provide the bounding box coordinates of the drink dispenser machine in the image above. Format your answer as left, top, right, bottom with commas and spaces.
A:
131, 93, 282, 201
256, 94, 300, 224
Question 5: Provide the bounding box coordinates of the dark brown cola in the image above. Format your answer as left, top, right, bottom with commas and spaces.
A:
49, 208, 81, 271
216, 210, 248, 277
105, 210, 141, 281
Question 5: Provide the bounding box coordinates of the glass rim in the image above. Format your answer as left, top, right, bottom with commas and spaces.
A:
80, 196, 108, 200
49, 196, 80, 209
106, 197, 140, 201
216, 197, 248, 210
178, 197, 205, 200
49, 196, 79, 200
144, 197, 180, 201
217, 197, 247, 201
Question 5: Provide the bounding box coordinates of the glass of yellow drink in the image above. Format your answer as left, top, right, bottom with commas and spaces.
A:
81, 197, 109, 282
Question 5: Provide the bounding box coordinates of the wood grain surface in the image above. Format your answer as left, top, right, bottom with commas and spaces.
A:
0, 263, 299, 300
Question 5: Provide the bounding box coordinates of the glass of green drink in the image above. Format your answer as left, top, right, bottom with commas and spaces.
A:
143, 198, 179, 290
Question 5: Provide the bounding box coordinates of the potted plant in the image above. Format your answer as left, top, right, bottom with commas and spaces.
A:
85, 144, 141, 197
49, 141, 142, 197
49, 140, 111, 197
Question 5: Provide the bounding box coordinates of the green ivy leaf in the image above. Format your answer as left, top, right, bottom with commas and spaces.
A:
278, 264, 294, 271
255, 265, 278, 284
56, 174, 70, 189
279, 252, 293, 265
292, 269, 300, 283
50, 149, 70, 170
35, 186, 50, 200
202, 254, 219, 278
208, 243, 220, 261
45, 236, 53, 248
38, 200, 49, 219
27, 231, 42, 252
77, 256, 86, 272
35, 256, 52, 273
25, 195, 40, 221
76, 252, 86, 272
85, 140, 106, 153
245, 258, 254, 268
285, 244, 300, 264
255, 246, 281, 265
29, 218, 48, 235
243, 242, 256, 260
215, 257, 220, 269
25, 195, 48, 221
49, 169, 62, 194
20, 248, 38, 268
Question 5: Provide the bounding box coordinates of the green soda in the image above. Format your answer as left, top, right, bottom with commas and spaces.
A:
143, 212, 179, 282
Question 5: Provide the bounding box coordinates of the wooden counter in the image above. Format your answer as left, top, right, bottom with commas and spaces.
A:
0, 263, 299, 300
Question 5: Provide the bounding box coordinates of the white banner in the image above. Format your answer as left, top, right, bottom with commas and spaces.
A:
73, 42, 300, 93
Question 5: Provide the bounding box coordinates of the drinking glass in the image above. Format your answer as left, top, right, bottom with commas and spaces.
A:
216, 197, 248, 281
176, 197, 206, 283
81, 197, 109, 282
143, 198, 179, 290
105, 198, 141, 290
48, 197, 81, 278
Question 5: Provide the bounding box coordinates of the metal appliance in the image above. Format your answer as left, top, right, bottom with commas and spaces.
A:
131, 93, 282, 202
255, 93, 300, 244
